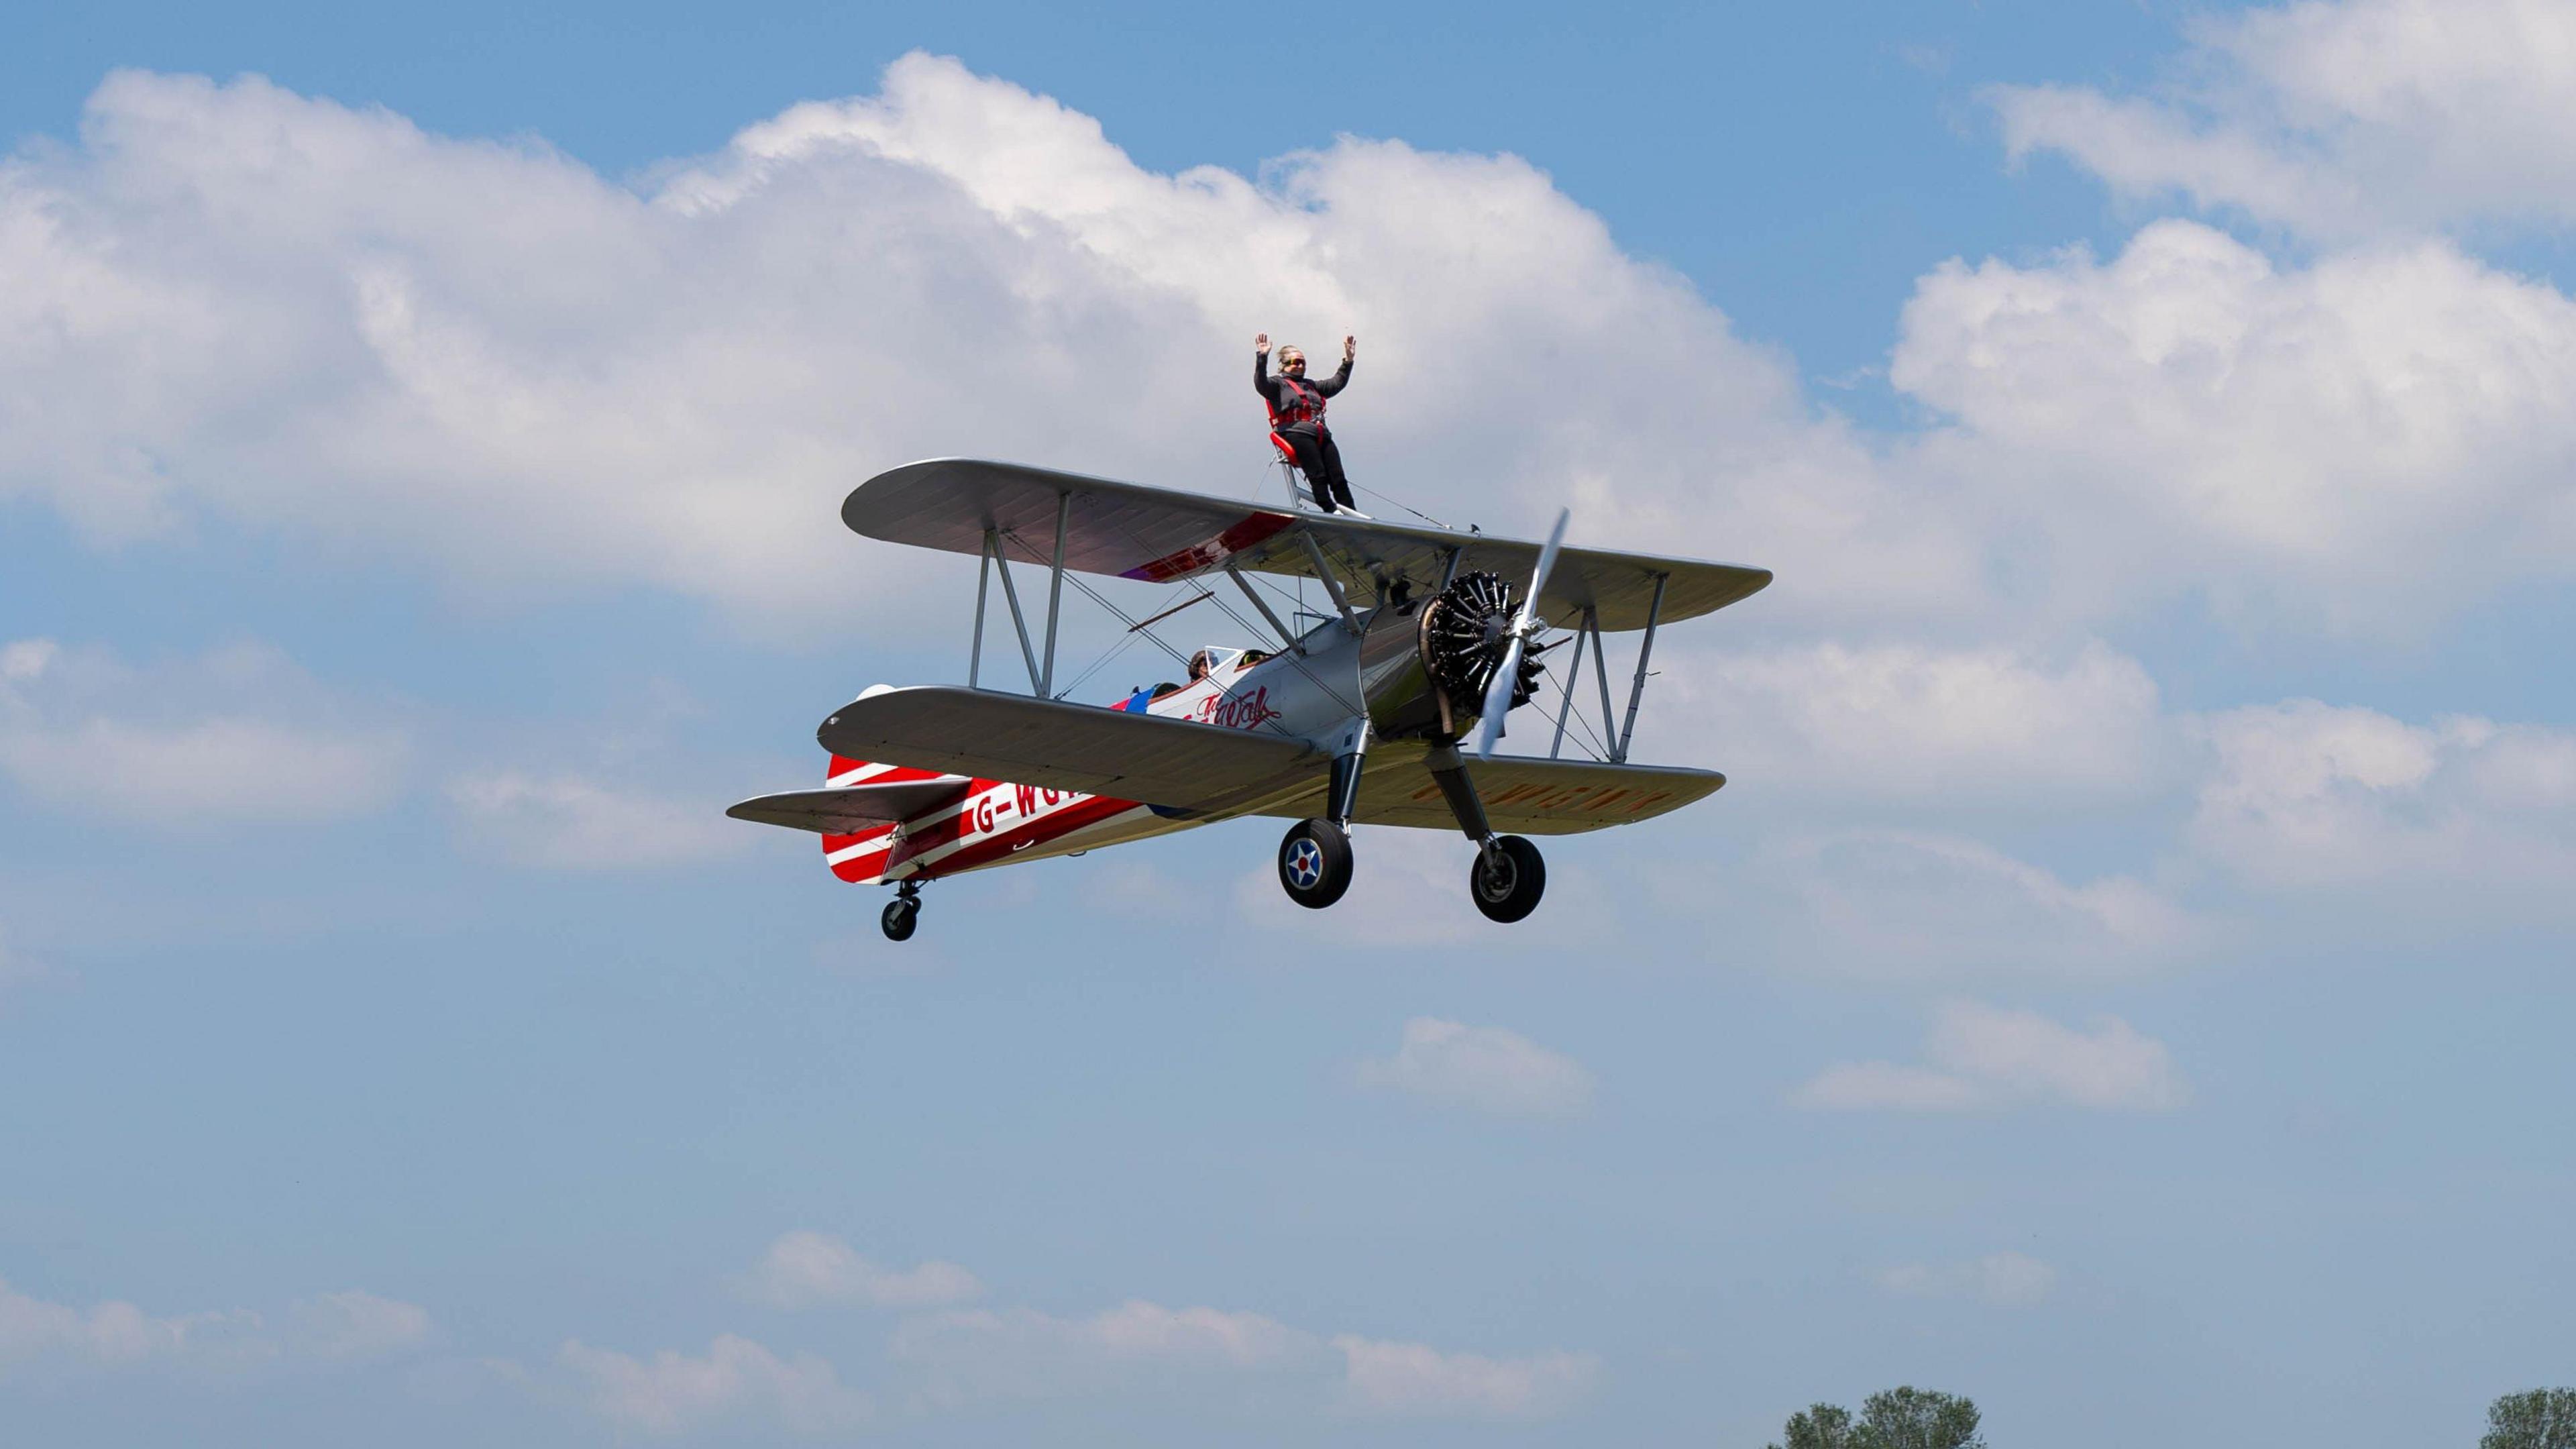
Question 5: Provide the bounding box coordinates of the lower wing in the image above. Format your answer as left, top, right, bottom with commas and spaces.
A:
1257, 755, 1723, 836
813, 686, 1322, 816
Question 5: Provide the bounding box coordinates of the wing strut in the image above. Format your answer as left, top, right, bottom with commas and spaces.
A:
1295, 530, 1362, 635
969, 531, 993, 690
1549, 619, 1589, 759
1039, 492, 1070, 698
1225, 564, 1303, 653
1588, 606, 1617, 759
983, 527, 1044, 693
1614, 572, 1668, 763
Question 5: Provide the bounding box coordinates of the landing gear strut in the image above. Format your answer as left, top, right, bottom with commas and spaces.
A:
880, 881, 922, 942
1426, 741, 1548, 924
1277, 721, 1368, 911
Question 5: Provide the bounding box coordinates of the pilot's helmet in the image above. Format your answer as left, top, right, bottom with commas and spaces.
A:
1188, 649, 1216, 681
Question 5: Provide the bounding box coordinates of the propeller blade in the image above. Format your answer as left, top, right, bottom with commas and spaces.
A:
1472, 510, 1570, 760
1526, 507, 1570, 612
1474, 633, 1526, 759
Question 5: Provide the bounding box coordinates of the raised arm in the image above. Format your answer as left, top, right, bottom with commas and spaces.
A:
1252, 332, 1279, 405
1316, 333, 1355, 397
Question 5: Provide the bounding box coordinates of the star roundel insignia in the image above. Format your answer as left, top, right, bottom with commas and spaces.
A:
1287, 839, 1322, 889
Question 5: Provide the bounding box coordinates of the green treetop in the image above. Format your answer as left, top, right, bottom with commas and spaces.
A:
1768, 1387, 1984, 1449
2485, 1389, 2576, 1449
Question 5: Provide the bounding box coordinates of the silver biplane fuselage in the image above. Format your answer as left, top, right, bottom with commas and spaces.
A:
729, 460, 1771, 940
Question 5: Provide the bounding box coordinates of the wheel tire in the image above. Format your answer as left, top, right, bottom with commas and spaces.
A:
880, 897, 919, 942
1277, 818, 1355, 910
1469, 835, 1546, 923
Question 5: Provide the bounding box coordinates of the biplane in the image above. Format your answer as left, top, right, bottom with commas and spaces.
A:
728, 460, 1770, 941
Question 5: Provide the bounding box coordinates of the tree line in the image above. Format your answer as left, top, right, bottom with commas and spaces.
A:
1765, 1385, 2572, 1446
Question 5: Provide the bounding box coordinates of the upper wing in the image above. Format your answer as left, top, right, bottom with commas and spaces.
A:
725, 775, 973, 835
1254, 755, 1724, 836
814, 686, 1323, 813
843, 458, 1771, 631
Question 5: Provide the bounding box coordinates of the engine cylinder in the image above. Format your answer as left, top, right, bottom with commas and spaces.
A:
1417, 570, 1545, 733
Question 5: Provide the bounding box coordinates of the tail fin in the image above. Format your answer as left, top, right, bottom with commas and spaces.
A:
820, 751, 959, 882
805, 686, 942, 885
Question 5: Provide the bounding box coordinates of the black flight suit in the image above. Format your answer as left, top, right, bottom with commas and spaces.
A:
1254, 352, 1356, 512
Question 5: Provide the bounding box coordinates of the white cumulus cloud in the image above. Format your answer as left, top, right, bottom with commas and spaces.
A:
1795, 1001, 2188, 1112
890, 1295, 1595, 1421
281, 1289, 433, 1360
893, 1299, 1322, 1407
1991, 0, 2576, 239
1356, 1017, 1596, 1120
2188, 700, 2576, 903
0, 637, 406, 827
1894, 221, 2576, 637
1672, 639, 2169, 804
1758, 829, 2199, 981
1878, 1251, 2059, 1307
739, 1230, 981, 1310
1332, 1335, 1601, 1421
12, 50, 2573, 662
0, 57, 1966, 637
557, 1334, 869, 1438
445, 770, 747, 869
0, 1278, 429, 1377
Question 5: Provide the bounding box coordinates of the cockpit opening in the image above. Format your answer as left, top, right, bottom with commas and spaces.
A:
1187, 646, 1246, 682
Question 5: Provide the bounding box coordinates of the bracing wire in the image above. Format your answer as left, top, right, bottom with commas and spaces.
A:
1054, 627, 1150, 701
1523, 637, 1614, 763
996, 527, 1197, 682
1001, 523, 1318, 739
1203, 589, 1367, 718
1264, 442, 1453, 551
1352, 482, 1450, 529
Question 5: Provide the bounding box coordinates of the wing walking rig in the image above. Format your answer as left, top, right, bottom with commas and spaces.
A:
729, 460, 1770, 941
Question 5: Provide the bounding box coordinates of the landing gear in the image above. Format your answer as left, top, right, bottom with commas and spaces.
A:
1469, 836, 1546, 922
880, 882, 922, 942
1277, 818, 1354, 910
1421, 740, 1550, 924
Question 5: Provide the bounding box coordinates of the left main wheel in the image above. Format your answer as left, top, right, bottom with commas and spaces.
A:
881, 897, 920, 942
1277, 818, 1354, 910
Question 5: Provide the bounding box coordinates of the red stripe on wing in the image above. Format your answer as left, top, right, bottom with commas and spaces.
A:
1118, 511, 1296, 584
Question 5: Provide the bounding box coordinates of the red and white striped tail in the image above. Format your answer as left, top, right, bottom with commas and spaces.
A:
818, 751, 953, 883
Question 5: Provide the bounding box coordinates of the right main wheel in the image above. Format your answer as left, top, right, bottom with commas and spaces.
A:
1469, 835, 1546, 923
1277, 818, 1354, 910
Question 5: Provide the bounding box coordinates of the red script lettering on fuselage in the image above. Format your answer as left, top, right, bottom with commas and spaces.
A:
1187, 684, 1282, 732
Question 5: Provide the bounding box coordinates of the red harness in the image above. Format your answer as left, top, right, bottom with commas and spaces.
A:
1267, 374, 1328, 429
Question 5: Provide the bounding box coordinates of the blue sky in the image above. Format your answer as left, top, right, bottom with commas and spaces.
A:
5, 3, 2574, 1446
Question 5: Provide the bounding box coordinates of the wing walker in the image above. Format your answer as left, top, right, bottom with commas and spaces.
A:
729, 459, 1771, 941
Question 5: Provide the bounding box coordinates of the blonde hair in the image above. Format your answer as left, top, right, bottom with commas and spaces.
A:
1277, 345, 1305, 365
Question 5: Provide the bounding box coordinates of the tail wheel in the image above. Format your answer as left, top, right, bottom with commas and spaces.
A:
1277, 818, 1354, 910
1469, 836, 1546, 923
880, 896, 920, 942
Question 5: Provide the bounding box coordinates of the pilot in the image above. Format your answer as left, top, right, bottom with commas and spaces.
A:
1188, 647, 1243, 684
1254, 333, 1364, 517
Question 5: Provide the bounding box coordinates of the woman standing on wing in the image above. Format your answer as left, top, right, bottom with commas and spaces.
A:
1254, 333, 1364, 517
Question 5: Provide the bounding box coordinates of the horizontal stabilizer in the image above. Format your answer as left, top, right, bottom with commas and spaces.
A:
726, 775, 973, 834
816, 686, 1321, 814
1256, 754, 1723, 836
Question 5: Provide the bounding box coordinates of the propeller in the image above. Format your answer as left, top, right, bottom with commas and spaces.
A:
1473, 508, 1569, 759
